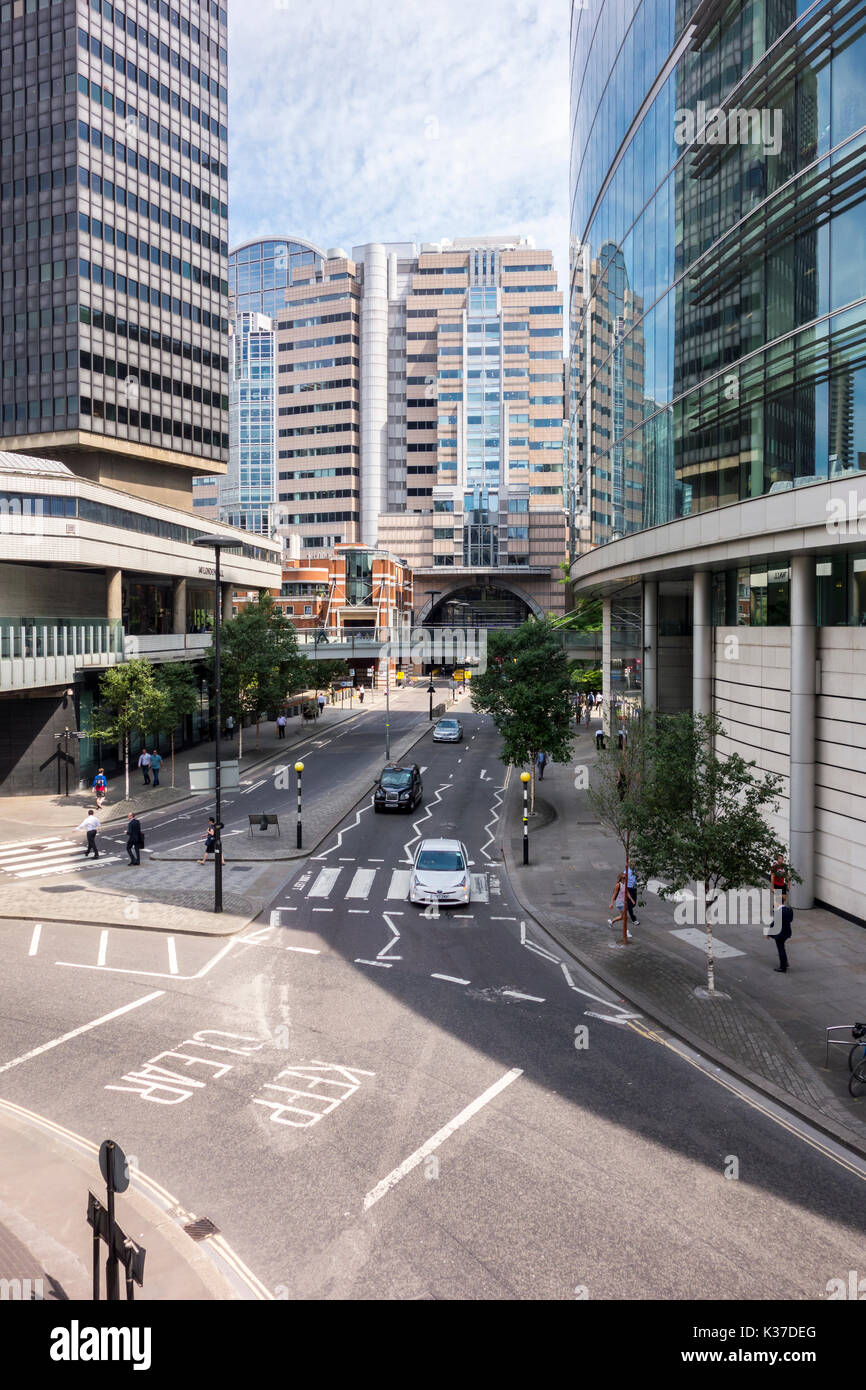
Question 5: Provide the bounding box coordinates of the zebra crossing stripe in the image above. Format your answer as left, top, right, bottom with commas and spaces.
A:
308, 867, 342, 898
387, 869, 411, 900
346, 868, 377, 899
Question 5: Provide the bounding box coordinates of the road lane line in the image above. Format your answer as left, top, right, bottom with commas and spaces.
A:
355, 958, 392, 969
167, 936, 179, 975
0, 991, 164, 1076
502, 990, 545, 1003
28, 923, 42, 956
431, 974, 470, 985
363, 1067, 523, 1211
97, 930, 108, 967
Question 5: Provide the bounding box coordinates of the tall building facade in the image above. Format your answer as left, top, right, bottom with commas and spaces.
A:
377, 236, 568, 623
0, 0, 230, 510
222, 309, 275, 533
568, 0, 866, 920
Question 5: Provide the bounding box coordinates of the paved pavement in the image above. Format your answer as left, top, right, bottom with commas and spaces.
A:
502, 724, 866, 1154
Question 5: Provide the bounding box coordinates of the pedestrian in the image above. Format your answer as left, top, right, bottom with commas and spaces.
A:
76, 810, 100, 858
617, 724, 627, 749
626, 865, 640, 924
770, 854, 788, 906
584, 700, 592, 727
595, 727, 606, 750
137, 749, 151, 785
536, 750, 547, 780
358, 686, 365, 704
607, 873, 632, 937
225, 714, 235, 740
316, 694, 325, 717
149, 749, 162, 786
198, 816, 225, 866
92, 767, 108, 808
276, 713, 287, 739
768, 902, 793, 972
125, 811, 143, 865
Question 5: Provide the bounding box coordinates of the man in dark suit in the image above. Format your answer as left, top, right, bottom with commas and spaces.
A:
769, 903, 793, 972
126, 812, 143, 866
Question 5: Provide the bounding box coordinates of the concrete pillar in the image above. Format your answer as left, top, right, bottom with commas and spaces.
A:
692, 570, 713, 718
789, 554, 815, 908
220, 582, 234, 624
172, 577, 187, 635
643, 580, 658, 713
602, 596, 612, 737
106, 567, 122, 625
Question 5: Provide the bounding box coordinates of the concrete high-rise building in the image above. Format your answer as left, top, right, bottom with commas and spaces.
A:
376, 236, 568, 623
0, 0, 231, 511
568, 0, 866, 920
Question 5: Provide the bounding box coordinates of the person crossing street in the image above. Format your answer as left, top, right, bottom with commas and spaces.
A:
125, 812, 143, 865
76, 810, 100, 858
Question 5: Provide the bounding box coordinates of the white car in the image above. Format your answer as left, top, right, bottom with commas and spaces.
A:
409, 838, 471, 907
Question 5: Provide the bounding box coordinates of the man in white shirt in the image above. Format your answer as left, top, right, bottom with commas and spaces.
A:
76, 811, 100, 858
138, 750, 151, 785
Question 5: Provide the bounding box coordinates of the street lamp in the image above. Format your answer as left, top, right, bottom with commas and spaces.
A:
192, 533, 238, 914
520, 771, 531, 864
427, 680, 436, 721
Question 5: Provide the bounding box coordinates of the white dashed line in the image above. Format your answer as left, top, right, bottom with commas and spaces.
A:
502, 990, 545, 1003
28, 923, 42, 956
431, 973, 470, 985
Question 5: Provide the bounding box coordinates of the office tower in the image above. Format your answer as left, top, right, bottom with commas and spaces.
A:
376, 236, 567, 623
222, 309, 275, 533
567, 0, 866, 919
0, 0, 230, 510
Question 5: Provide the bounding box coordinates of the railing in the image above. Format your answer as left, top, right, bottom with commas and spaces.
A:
0, 618, 123, 692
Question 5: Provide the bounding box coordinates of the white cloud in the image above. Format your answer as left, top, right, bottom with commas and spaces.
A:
229, 0, 570, 285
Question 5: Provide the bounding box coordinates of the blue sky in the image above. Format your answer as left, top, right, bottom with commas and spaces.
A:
228, 0, 570, 285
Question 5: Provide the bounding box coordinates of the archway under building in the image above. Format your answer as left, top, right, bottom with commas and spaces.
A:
419, 583, 540, 628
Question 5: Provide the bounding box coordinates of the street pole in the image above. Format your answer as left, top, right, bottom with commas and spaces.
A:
428, 682, 435, 720
213, 547, 223, 914
385, 663, 391, 760
520, 771, 531, 865
295, 761, 304, 848
105, 1141, 119, 1301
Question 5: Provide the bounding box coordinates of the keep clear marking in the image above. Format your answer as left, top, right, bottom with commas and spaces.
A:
363, 1067, 523, 1211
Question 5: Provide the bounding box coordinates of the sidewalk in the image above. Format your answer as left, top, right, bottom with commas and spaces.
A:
501, 726, 866, 1156
0, 1097, 265, 1300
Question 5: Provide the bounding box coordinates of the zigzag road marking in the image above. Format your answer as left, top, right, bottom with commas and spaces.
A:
480, 781, 506, 862
401, 783, 452, 864
314, 797, 374, 859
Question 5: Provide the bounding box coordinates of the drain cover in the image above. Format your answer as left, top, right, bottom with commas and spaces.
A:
183, 1217, 220, 1241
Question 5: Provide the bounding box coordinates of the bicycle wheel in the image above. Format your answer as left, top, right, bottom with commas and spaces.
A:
849, 1043, 866, 1072
848, 1060, 866, 1098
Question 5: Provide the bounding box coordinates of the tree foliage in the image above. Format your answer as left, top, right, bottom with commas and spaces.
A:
154, 661, 200, 787
90, 659, 162, 799
209, 591, 306, 754
470, 619, 573, 797
587, 717, 647, 943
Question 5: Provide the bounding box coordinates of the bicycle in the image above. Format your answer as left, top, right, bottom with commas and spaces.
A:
848, 1023, 866, 1097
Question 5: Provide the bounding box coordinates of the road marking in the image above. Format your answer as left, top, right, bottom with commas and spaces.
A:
0, 837, 66, 852
97, 930, 108, 967
339, 856, 356, 862
346, 868, 377, 899
167, 937, 179, 975
0, 991, 164, 1076
519, 920, 561, 965
240, 779, 267, 796
368, 858, 385, 863
286, 945, 321, 954
55, 938, 237, 982
431, 974, 469, 984
491, 916, 517, 921
315, 798, 375, 859
355, 958, 392, 969
363, 1067, 523, 1211
502, 990, 545, 1003
387, 869, 411, 900
669, 928, 745, 959
309, 867, 341, 898
453, 914, 474, 920
584, 1011, 640, 1023
28, 923, 42, 956
312, 907, 334, 913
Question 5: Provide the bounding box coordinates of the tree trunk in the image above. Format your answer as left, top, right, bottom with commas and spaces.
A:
530, 758, 536, 813
255, 714, 260, 750
170, 729, 175, 789
704, 885, 716, 994
124, 731, 129, 801
238, 717, 244, 760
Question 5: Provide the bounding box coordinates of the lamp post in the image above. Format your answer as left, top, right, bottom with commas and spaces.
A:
520, 771, 531, 864
192, 533, 237, 914
424, 588, 440, 681
427, 680, 436, 721
295, 761, 304, 848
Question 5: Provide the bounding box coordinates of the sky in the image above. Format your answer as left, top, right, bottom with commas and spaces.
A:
228, 0, 571, 286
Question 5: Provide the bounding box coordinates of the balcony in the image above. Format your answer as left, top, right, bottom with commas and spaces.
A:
0, 619, 123, 693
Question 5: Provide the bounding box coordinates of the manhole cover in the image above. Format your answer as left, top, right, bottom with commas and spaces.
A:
183, 1217, 220, 1241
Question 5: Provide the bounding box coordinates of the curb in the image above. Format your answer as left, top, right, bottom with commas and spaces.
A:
499, 785, 866, 1164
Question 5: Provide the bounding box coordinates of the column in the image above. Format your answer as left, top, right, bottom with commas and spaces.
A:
172, 577, 188, 636
643, 580, 658, 713
789, 554, 815, 908
220, 582, 234, 625
692, 570, 712, 718
105, 567, 122, 624
602, 596, 612, 737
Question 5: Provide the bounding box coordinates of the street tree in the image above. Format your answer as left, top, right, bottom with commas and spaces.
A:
90, 659, 162, 800
212, 591, 306, 755
153, 662, 200, 787
587, 715, 646, 945
470, 618, 573, 808
629, 711, 797, 995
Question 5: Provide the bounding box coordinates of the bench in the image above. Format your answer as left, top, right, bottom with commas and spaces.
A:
248, 813, 281, 836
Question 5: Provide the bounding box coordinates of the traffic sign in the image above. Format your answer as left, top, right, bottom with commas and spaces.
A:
99, 1139, 129, 1194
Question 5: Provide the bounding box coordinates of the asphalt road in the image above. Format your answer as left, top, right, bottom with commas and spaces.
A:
1, 702, 865, 1299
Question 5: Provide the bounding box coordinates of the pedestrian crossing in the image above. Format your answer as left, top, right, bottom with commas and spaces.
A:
291, 864, 492, 905
0, 836, 122, 879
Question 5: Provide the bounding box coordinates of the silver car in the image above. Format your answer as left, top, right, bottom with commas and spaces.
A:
409, 838, 471, 907
432, 717, 463, 743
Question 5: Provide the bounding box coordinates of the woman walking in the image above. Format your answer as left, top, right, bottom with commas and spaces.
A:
198, 816, 225, 866
607, 872, 632, 938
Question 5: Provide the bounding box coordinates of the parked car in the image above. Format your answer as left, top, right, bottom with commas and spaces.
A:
432, 717, 463, 743
374, 763, 423, 813
409, 837, 471, 906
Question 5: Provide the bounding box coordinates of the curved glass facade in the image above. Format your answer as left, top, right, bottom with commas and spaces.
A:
569, 0, 866, 545
229, 237, 326, 317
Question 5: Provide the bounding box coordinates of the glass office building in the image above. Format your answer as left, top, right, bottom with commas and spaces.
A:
229, 237, 325, 317
569, 0, 866, 920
